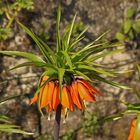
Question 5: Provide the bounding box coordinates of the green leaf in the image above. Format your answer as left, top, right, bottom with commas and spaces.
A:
17, 21, 54, 63
71, 43, 106, 62
9, 61, 57, 71
76, 64, 115, 77
0, 51, 44, 62
103, 112, 124, 122
127, 103, 140, 110
76, 61, 103, 67
58, 68, 65, 100
73, 43, 105, 58
72, 43, 117, 63
69, 36, 85, 50
75, 70, 92, 81
123, 20, 132, 34
127, 7, 136, 18
128, 30, 134, 40
0, 127, 33, 135
132, 21, 140, 33
116, 32, 125, 41
71, 30, 111, 57
94, 74, 130, 89
56, 51, 64, 68
69, 27, 88, 49
66, 14, 77, 47
0, 124, 19, 129
56, 0, 61, 52
42, 69, 57, 77
94, 30, 110, 42
0, 115, 10, 123
0, 94, 28, 105
37, 37, 56, 63
87, 49, 125, 61
62, 51, 73, 70
0, 115, 33, 135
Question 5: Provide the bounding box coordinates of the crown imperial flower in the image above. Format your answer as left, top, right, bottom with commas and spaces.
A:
31, 76, 102, 114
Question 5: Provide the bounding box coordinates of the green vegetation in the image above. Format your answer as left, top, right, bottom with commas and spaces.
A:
116, 7, 140, 48
0, 0, 34, 41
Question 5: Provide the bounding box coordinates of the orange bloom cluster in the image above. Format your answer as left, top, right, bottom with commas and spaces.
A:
128, 118, 140, 140
31, 76, 102, 112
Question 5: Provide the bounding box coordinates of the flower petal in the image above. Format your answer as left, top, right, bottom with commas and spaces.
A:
78, 79, 102, 96
128, 119, 136, 140
46, 106, 53, 114
31, 81, 46, 106
46, 82, 55, 109
40, 83, 49, 108
70, 81, 84, 110
30, 93, 38, 105
52, 83, 60, 110
61, 85, 74, 111
77, 82, 96, 102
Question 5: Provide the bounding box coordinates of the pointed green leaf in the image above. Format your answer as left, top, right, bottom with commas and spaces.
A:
69, 27, 88, 49
69, 36, 85, 50
75, 70, 92, 81
72, 43, 105, 59
62, 51, 73, 70
71, 43, 106, 62
76, 64, 115, 77
87, 49, 124, 61
94, 30, 110, 42
66, 14, 77, 47
37, 37, 56, 63
0, 94, 28, 105
9, 61, 57, 71
56, 0, 61, 52
94, 74, 130, 89
42, 69, 57, 77
76, 61, 103, 67
17, 21, 54, 63
0, 124, 19, 129
75, 42, 120, 62
0, 115, 10, 123
0, 51, 44, 63
0, 127, 33, 135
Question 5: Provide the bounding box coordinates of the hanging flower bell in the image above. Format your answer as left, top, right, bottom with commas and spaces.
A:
30, 75, 102, 113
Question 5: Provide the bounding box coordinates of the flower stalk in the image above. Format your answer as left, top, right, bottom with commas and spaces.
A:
54, 104, 62, 140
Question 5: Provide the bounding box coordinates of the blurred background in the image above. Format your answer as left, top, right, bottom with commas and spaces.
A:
0, 0, 140, 140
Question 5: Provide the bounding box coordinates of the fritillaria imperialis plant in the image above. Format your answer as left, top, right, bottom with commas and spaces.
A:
0, 1, 128, 139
